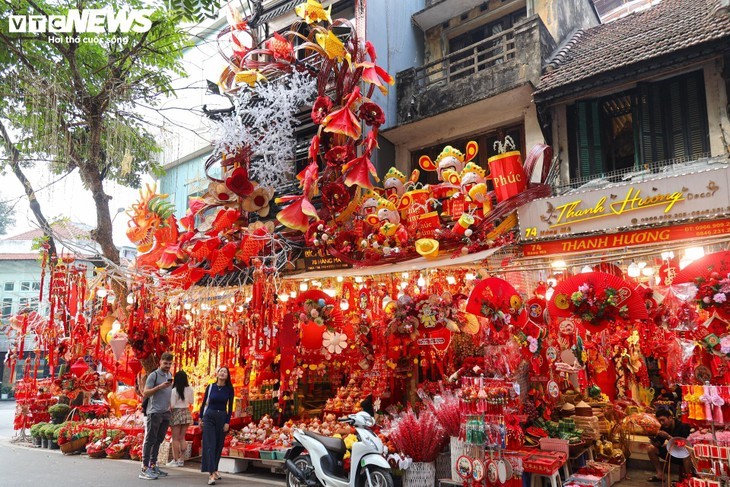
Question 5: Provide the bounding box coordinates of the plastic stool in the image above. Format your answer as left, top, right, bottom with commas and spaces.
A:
530, 471, 562, 487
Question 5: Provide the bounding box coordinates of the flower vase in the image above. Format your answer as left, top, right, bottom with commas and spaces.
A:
50, 440, 59, 450
33, 436, 41, 447
403, 461, 435, 487
450, 437, 465, 482
41, 438, 48, 449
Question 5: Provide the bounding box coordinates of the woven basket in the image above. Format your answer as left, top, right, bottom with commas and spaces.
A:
60, 437, 88, 454
403, 462, 435, 487
450, 437, 466, 482
106, 449, 129, 459
436, 451, 451, 481
88, 450, 107, 459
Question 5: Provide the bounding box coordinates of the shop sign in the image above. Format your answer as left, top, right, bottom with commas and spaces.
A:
518, 166, 730, 240
522, 218, 730, 257
302, 248, 351, 271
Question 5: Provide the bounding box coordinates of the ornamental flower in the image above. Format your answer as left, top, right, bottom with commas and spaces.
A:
358, 102, 385, 127
311, 96, 333, 124
356, 42, 395, 95
324, 145, 354, 167
322, 331, 347, 354
320, 182, 351, 212
721, 336, 730, 355
527, 336, 538, 353
322, 88, 362, 140
714, 292, 727, 304
570, 284, 629, 324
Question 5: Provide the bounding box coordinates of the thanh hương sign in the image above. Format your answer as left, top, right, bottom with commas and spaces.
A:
517, 166, 730, 241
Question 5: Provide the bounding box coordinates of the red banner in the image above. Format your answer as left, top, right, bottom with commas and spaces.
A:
522, 218, 730, 257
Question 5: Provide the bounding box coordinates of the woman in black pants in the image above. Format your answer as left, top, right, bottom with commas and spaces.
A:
200, 367, 234, 485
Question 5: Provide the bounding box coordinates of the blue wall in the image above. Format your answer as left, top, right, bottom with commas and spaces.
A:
159, 152, 213, 219
367, 0, 425, 132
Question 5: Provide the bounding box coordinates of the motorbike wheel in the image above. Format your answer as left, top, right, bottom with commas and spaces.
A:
286, 454, 317, 487
359, 466, 394, 487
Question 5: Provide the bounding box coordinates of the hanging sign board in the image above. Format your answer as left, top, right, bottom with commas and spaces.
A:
518, 166, 730, 240
302, 248, 352, 271
522, 218, 730, 257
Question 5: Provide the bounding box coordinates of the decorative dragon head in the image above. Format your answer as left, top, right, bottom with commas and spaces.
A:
126, 184, 176, 253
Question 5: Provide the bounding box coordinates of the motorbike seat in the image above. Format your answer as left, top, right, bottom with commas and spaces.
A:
303, 430, 347, 456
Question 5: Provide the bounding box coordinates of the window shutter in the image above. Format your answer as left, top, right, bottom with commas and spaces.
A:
576, 100, 603, 178
682, 71, 710, 158
637, 83, 665, 164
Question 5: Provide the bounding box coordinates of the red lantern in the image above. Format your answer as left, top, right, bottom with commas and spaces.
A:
70, 357, 89, 378
301, 321, 324, 350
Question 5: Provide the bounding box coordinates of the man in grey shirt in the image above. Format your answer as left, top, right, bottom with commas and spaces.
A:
139, 352, 174, 480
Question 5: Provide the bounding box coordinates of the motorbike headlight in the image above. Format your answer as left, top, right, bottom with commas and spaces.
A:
364, 415, 375, 427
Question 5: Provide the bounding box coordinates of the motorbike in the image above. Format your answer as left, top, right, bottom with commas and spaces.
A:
284, 398, 393, 487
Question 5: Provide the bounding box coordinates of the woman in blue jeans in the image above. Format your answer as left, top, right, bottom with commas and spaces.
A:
200, 367, 234, 485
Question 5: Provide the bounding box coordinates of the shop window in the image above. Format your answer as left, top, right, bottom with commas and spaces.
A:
569, 70, 710, 179
20, 281, 31, 291
2, 298, 12, 318
4, 282, 14, 292
19, 297, 38, 311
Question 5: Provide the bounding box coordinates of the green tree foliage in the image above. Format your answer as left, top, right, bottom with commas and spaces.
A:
0, 197, 15, 235
0, 0, 189, 264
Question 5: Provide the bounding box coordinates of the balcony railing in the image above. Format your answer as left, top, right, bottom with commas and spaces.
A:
395, 16, 553, 126
413, 28, 517, 91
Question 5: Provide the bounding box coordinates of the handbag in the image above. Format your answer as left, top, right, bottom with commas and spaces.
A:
141, 371, 158, 416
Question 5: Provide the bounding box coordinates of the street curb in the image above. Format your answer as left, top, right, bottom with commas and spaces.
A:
0, 437, 286, 485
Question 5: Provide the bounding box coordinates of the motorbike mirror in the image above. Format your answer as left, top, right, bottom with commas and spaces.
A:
360, 395, 374, 416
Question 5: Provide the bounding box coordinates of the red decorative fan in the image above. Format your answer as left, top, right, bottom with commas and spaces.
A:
548, 271, 648, 332
466, 277, 526, 329
672, 250, 730, 284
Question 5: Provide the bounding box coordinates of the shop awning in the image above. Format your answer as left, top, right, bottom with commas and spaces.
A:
283, 246, 504, 280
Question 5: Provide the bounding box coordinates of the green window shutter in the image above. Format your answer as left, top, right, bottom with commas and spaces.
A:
638, 71, 709, 165
576, 100, 603, 178
680, 71, 710, 159
637, 83, 665, 164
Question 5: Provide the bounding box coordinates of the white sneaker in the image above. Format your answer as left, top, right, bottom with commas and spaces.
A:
177, 460, 184, 467
165, 460, 179, 467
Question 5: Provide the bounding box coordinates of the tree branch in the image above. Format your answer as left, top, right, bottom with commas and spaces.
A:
0, 119, 58, 258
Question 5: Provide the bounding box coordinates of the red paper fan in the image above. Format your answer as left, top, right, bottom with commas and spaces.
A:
672, 250, 730, 284
548, 271, 648, 330
466, 277, 526, 328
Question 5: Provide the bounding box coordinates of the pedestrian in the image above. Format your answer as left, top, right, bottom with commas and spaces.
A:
167, 370, 194, 468
139, 352, 174, 481
200, 366, 234, 485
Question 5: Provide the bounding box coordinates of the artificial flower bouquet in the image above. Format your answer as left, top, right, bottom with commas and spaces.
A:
696, 274, 730, 315
57, 421, 90, 445
385, 409, 447, 463
78, 403, 110, 420
570, 283, 628, 324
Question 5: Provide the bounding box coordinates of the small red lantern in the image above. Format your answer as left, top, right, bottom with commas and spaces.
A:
70, 357, 89, 378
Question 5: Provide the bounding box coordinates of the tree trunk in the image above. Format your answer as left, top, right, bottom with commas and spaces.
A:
0, 120, 58, 258
81, 116, 120, 267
